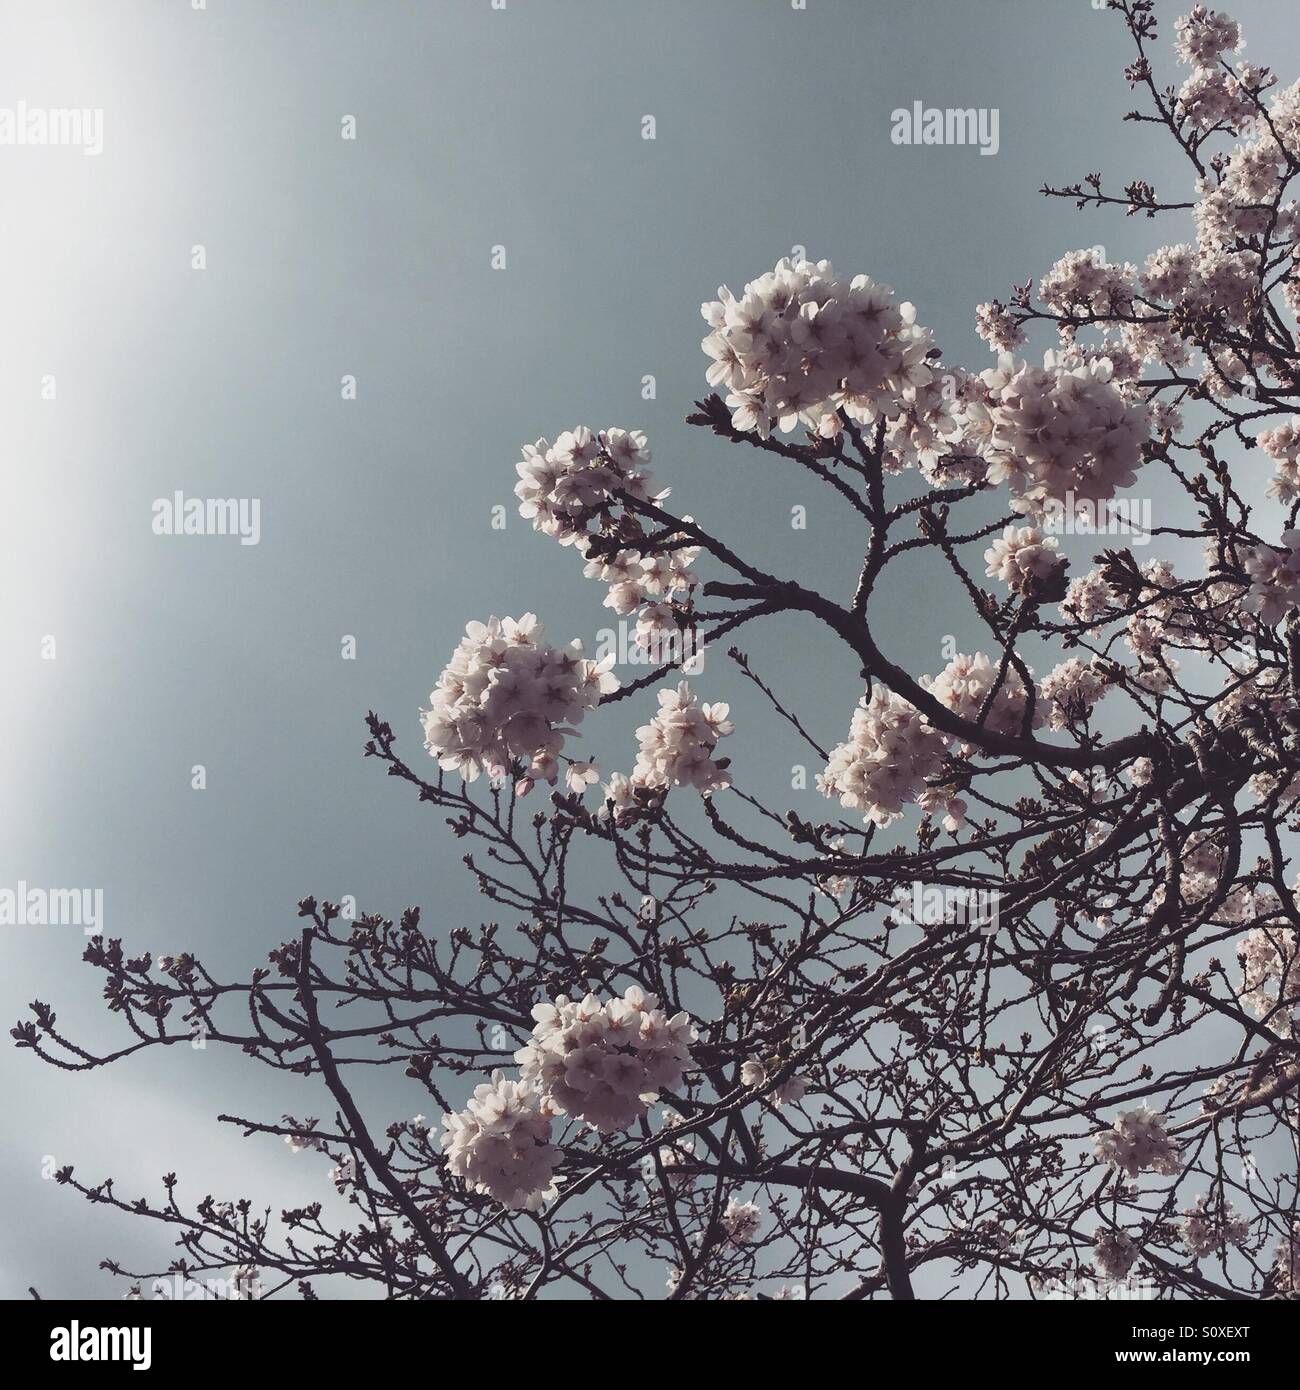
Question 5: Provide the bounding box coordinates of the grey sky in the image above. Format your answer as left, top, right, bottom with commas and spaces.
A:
3, 0, 1298, 1297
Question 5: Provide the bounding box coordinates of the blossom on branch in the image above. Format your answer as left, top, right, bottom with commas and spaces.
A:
440, 1073, 560, 1211
1094, 1107, 1183, 1179
514, 987, 697, 1135
421, 615, 618, 785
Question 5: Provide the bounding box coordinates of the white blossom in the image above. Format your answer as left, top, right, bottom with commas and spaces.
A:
1092, 1228, 1140, 1280
818, 687, 948, 827
1180, 1194, 1249, 1258
722, 1198, 763, 1245
421, 614, 618, 785
631, 682, 733, 794
1039, 657, 1109, 730
984, 525, 1066, 595
439, 1072, 560, 1211
1238, 922, 1300, 1037
1094, 1107, 1183, 1178
700, 258, 936, 443
515, 987, 697, 1134
1242, 531, 1300, 625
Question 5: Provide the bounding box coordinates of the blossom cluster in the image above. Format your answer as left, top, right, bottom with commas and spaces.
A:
1173, 5, 1240, 67
699, 257, 935, 443
515, 428, 708, 660
1039, 249, 1136, 319
976, 351, 1150, 518
699, 256, 1154, 518
439, 1073, 560, 1211
817, 687, 948, 828
1038, 657, 1110, 731
1137, 832, 1262, 925
1275, 1222, 1300, 1296
984, 524, 1066, 596
1259, 420, 1300, 504
1176, 65, 1260, 133
923, 651, 1037, 744
583, 545, 700, 620
819, 644, 1102, 826
514, 986, 697, 1134
1092, 1228, 1140, 1281
421, 615, 617, 786
1061, 568, 1116, 625
1180, 1195, 1249, 1259
1171, 7, 1258, 133
440, 988, 697, 1210
741, 1057, 811, 1107
1242, 531, 1300, 626
1238, 923, 1300, 1037
515, 427, 661, 545
656, 1136, 698, 1192
1094, 1107, 1183, 1179
722, 1199, 763, 1245
1061, 557, 1242, 699
630, 681, 733, 794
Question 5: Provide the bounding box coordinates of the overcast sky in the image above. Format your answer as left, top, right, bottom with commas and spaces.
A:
3, 0, 1299, 1298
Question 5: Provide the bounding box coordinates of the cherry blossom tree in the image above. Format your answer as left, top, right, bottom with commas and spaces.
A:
15, 1, 1300, 1301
